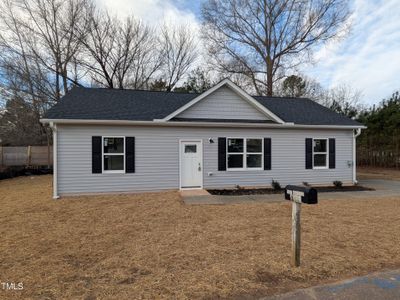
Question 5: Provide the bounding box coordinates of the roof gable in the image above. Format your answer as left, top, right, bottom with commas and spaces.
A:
160, 79, 285, 124
175, 86, 271, 121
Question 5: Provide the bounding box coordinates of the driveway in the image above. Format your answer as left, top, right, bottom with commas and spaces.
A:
360, 178, 400, 193
325, 178, 400, 200
182, 179, 400, 205
261, 269, 400, 300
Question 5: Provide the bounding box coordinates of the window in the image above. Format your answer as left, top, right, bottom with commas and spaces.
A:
227, 138, 263, 170
313, 139, 328, 168
103, 137, 125, 173
184, 145, 197, 153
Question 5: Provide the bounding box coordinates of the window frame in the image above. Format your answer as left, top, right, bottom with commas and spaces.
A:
102, 136, 126, 174
226, 137, 264, 171
312, 138, 329, 169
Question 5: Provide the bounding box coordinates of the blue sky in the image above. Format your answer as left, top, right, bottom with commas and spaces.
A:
98, 0, 400, 105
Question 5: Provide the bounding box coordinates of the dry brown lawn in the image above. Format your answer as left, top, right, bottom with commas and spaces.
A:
358, 166, 400, 180
0, 175, 400, 300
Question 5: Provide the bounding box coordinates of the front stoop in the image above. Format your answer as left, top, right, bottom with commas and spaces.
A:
180, 189, 211, 197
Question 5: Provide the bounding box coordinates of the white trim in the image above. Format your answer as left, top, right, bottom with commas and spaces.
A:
40, 118, 366, 130
50, 122, 59, 199
179, 139, 203, 190
158, 79, 286, 124
102, 136, 126, 174
312, 138, 329, 169
353, 128, 362, 184
226, 137, 264, 171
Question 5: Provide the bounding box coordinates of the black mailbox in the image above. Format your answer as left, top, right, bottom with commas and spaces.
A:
284, 185, 318, 204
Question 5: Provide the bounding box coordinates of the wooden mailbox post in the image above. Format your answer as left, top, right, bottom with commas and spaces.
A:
284, 185, 318, 267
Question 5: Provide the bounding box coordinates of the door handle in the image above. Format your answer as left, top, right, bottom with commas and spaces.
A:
198, 163, 201, 171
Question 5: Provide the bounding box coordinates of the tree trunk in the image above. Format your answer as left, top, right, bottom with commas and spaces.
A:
55, 62, 61, 101
62, 65, 68, 94
266, 57, 274, 96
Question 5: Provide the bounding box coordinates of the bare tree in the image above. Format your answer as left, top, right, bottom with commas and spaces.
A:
302, 76, 363, 117
117, 18, 162, 89
159, 24, 198, 91
16, 0, 92, 99
202, 0, 351, 96
0, 0, 54, 104
79, 11, 161, 89
78, 11, 117, 88
319, 84, 362, 107
0, 0, 91, 146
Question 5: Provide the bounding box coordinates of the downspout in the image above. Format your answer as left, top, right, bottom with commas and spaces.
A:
50, 122, 59, 199
353, 128, 362, 184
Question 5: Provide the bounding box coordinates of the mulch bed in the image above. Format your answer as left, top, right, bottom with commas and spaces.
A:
316, 186, 375, 193
207, 185, 374, 195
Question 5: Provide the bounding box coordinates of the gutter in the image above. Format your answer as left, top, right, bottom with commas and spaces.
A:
353, 128, 362, 185
49, 122, 59, 199
40, 118, 366, 130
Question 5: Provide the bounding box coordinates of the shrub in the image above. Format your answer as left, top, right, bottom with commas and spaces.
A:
302, 181, 309, 187
333, 180, 343, 188
271, 180, 281, 190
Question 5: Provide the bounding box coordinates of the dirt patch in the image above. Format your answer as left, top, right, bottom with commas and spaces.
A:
208, 185, 373, 195
0, 175, 399, 299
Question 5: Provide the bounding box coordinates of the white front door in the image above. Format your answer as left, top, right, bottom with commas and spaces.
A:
180, 140, 203, 188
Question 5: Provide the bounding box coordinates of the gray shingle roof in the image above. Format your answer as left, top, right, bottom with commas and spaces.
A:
253, 96, 361, 126
44, 86, 362, 126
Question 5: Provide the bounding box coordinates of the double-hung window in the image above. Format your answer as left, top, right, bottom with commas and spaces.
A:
103, 137, 125, 173
313, 139, 328, 169
227, 138, 263, 170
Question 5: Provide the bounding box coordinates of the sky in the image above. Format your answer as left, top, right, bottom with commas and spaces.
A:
97, 0, 400, 106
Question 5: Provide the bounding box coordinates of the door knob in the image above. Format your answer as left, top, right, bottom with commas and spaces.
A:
198, 163, 201, 171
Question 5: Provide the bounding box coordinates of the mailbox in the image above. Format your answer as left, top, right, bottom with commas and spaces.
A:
285, 185, 318, 204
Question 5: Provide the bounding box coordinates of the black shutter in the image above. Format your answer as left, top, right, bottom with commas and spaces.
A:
305, 138, 313, 169
92, 136, 102, 173
218, 137, 227, 171
329, 138, 336, 169
263, 138, 271, 170
126, 137, 135, 173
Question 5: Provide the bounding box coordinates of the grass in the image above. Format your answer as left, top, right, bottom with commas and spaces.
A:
0, 175, 399, 299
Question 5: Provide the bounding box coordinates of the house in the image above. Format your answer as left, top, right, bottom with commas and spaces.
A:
41, 79, 365, 198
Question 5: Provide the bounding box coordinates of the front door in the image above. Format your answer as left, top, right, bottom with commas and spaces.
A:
180, 140, 202, 188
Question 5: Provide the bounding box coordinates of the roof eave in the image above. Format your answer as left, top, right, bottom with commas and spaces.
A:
40, 118, 366, 129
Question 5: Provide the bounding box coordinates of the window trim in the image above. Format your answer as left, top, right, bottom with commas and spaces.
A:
312, 138, 329, 169
102, 136, 126, 174
226, 137, 264, 171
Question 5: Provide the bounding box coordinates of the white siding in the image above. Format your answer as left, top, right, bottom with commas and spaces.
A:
177, 86, 269, 120
56, 124, 354, 195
